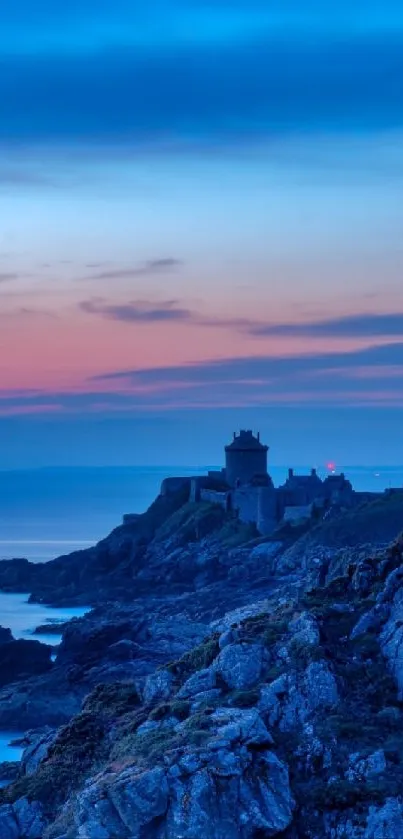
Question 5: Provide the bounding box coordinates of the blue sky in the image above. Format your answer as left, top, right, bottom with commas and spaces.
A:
1, 0, 403, 467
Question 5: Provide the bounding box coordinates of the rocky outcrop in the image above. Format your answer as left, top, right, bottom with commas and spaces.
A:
0, 639, 53, 688
213, 642, 264, 689
0, 494, 403, 838
74, 709, 293, 839
0, 626, 14, 646
0, 799, 46, 839
259, 660, 339, 731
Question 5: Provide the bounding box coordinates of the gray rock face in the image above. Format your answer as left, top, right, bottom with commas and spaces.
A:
288, 612, 320, 647
177, 668, 217, 699
77, 765, 169, 838
0, 799, 46, 839
350, 604, 390, 640
346, 750, 386, 781
213, 643, 264, 689
20, 728, 56, 776
380, 581, 403, 698
75, 725, 293, 839
210, 707, 274, 747
218, 628, 239, 650
143, 669, 174, 704
364, 798, 403, 838
211, 602, 271, 634
259, 661, 339, 731
0, 806, 19, 839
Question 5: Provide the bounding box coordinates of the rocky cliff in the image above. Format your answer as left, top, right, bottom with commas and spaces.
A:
0, 490, 403, 838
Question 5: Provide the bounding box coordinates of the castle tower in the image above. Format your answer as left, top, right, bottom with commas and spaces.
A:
224, 430, 269, 488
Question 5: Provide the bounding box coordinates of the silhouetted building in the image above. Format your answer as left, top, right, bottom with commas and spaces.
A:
225, 430, 269, 488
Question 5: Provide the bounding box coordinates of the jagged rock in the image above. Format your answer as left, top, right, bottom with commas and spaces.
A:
213, 643, 264, 689
75, 732, 293, 839
346, 750, 386, 781
288, 612, 320, 647
13, 799, 46, 839
0, 799, 46, 839
177, 668, 217, 699
20, 728, 56, 776
259, 661, 338, 731
218, 628, 239, 650
210, 707, 274, 746
190, 689, 222, 712
211, 602, 271, 633
350, 604, 390, 639
76, 765, 169, 838
380, 582, 403, 698
364, 798, 403, 838
143, 669, 174, 704
0, 805, 19, 839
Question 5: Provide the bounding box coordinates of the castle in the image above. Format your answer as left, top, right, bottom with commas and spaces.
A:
157, 430, 378, 536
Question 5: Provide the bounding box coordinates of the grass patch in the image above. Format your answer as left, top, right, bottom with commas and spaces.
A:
229, 688, 261, 708
164, 636, 220, 679
1, 712, 106, 813
82, 682, 140, 718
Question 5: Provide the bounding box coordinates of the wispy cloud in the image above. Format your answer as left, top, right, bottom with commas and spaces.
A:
83, 259, 183, 281
1, 340, 403, 417
248, 312, 403, 339
79, 298, 192, 322
80, 296, 403, 343
0, 273, 19, 283
93, 342, 403, 387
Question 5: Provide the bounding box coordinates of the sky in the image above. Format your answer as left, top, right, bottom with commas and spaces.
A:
1, 0, 403, 468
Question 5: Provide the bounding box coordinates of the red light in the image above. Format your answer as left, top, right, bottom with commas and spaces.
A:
327, 461, 336, 472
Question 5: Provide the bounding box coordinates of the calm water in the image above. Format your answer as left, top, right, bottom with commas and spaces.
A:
0, 732, 24, 766
0, 466, 208, 561
0, 593, 89, 646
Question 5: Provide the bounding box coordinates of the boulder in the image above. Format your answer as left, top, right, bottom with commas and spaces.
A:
74, 728, 293, 839
0, 799, 46, 839
0, 805, 19, 839
211, 602, 271, 634
259, 661, 339, 731
210, 707, 274, 747
20, 728, 56, 776
76, 765, 169, 838
213, 643, 264, 690
288, 612, 320, 647
346, 749, 386, 781
177, 668, 217, 699
143, 669, 174, 704
364, 798, 403, 838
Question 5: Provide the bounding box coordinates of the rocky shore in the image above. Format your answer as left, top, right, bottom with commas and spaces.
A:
0, 488, 403, 837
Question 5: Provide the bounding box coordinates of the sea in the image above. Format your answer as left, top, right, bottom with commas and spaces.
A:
0, 463, 402, 763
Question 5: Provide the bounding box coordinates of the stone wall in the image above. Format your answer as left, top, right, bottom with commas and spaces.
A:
232, 485, 277, 535
200, 489, 231, 511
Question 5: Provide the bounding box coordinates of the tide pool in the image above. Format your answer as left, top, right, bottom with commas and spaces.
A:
0, 591, 89, 646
